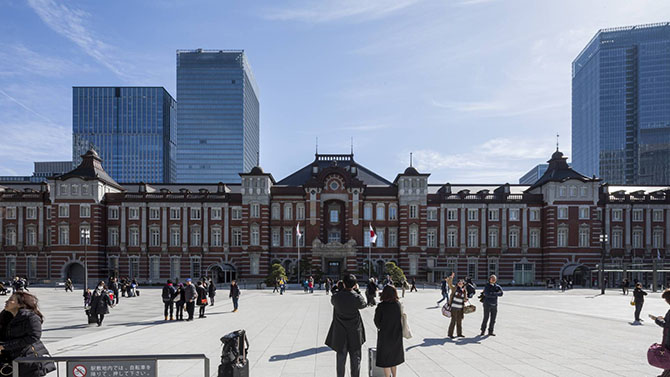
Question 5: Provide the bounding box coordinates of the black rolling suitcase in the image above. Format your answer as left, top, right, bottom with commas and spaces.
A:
85, 308, 96, 324
217, 330, 249, 377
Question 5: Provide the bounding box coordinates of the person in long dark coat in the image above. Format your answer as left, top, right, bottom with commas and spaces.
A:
208, 278, 217, 306
229, 280, 240, 312
374, 285, 404, 376
633, 282, 647, 325
196, 281, 208, 318
652, 289, 670, 377
0, 291, 55, 377
325, 274, 367, 377
90, 281, 113, 326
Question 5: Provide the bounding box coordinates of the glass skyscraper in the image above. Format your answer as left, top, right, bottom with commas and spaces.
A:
72, 87, 177, 183
176, 49, 259, 183
572, 23, 670, 185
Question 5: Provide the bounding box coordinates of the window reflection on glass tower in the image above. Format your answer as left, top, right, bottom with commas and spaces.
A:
572, 23, 670, 185
72, 87, 177, 183
176, 49, 259, 183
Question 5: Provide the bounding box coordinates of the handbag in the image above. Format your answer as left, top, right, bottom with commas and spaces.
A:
400, 304, 412, 339
630, 300, 635, 306
463, 304, 476, 315
29, 343, 56, 375
200, 298, 208, 305
441, 304, 452, 318
648, 343, 670, 369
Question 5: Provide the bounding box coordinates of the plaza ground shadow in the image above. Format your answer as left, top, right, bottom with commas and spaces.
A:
406, 336, 483, 351
269, 346, 330, 361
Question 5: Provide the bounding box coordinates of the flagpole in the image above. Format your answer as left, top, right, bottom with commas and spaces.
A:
297, 224, 301, 286
368, 223, 372, 279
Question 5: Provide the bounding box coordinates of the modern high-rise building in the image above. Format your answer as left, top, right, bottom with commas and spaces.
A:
519, 162, 572, 184
176, 49, 259, 183
33, 161, 73, 179
72, 87, 177, 183
572, 22, 670, 185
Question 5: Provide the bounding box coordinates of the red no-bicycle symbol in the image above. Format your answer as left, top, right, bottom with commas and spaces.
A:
72, 364, 87, 377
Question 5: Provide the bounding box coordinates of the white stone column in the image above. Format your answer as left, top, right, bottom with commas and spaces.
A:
522, 207, 528, 250
224, 204, 229, 246
161, 207, 167, 250
501, 208, 508, 248
17, 206, 23, 247
646, 207, 652, 250
459, 206, 466, 253
141, 207, 147, 249
0, 207, 4, 250
38, 206, 44, 248
625, 207, 631, 247
439, 206, 445, 254
182, 207, 188, 252
120, 206, 127, 251
203, 206, 209, 252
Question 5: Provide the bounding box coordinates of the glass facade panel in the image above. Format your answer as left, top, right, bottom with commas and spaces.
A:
176, 50, 259, 183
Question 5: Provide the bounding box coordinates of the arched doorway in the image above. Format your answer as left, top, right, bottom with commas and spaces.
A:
64, 262, 85, 284
209, 264, 236, 284
561, 264, 591, 287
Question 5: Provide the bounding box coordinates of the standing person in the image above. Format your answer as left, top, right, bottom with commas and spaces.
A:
65, 278, 73, 292
230, 280, 241, 312
83, 288, 92, 307
0, 291, 55, 377
11, 277, 24, 293
437, 274, 453, 305
374, 285, 405, 377
480, 275, 503, 336
325, 274, 367, 377
366, 278, 378, 307
184, 279, 197, 321
162, 280, 177, 321
109, 277, 120, 305
651, 289, 670, 377
325, 278, 332, 295
273, 279, 279, 294
400, 279, 407, 298
279, 278, 286, 295
90, 281, 113, 326
196, 281, 208, 318
410, 278, 417, 293
309, 276, 314, 293
465, 277, 477, 298
448, 279, 469, 338
633, 282, 647, 325
175, 283, 185, 321
208, 278, 217, 306
622, 278, 630, 295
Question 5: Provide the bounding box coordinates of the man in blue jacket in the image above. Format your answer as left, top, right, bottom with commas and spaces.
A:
480, 274, 503, 336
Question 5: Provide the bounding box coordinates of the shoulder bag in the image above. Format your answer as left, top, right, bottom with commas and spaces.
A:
400, 303, 412, 339
648, 343, 670, 369
463, 304, 477, 315
441, 303, 452, 318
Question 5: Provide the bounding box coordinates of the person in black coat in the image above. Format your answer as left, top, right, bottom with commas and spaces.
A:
207, 278, 217, 306
633, 282, 647, 325
653, 289, 670, 377
229, 280, 240, 312
480, 275, 503, 336
325, 274, 367, 377
109, 277, 120, 305
175, 284, 186, 321
366, 278, 378, 307
0, 291, 55, 377
196, 281, 208, 318
162, 280, 177, 321
90, 281, 113, 326
374, 285, 404, 376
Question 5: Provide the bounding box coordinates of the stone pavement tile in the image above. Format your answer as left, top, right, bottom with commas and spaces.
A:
502, 364, 557, 377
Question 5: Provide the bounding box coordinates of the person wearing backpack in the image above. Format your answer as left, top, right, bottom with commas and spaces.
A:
208, 278, 217, 306
465, 277, 476, 298
162, 280, 177, 321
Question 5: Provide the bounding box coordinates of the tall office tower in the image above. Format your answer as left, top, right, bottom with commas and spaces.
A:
572, 23, 670, 185
176, 49, 259, 183
72, 87, 177, 183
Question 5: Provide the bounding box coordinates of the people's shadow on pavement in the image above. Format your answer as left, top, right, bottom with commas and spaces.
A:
269, 346, 330, 361
43, 324, 90, 332
426, 306, 440, 309
406, 335, 484, 351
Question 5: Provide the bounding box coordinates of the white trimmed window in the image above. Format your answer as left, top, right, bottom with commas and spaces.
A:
149, 256, 161, 281
579, 227, 590, 247
579, 207, 590, 220
26, 207, 36, 220
80, 204, 91, 218
6, 207, 16, 219
58, 204, 69, 218
654, 209, 664, 222
296, 204, 305, 220
81, 184, 89, 196
5, 227, 16, 246
108, 207, 119, 220
170, 208, 181, 220
170, 257, 180, 279
509, 229, 519, 248
128, 207, 139, 220
128, 227, 139, 247
232, 229, 242, 246
149, 208, 160, 220
283, 204, 292, 220
108, 228, 119, 246
557, 228, 568, 247
447, 209, 458, 221
409, 226, 418, 247
129, 256, 140, 280
467, 209, 478, 221
632, 209, 643, 222
170, 228, 180, 246
633, 229, 643, 249
529, 229, 540, 248
409, 204, 418, 219
653, 230, 664, 249
250, 225, 260, 246
283, 228, 292, 247
488, 228, 499, 248
427, 229, 436, 247
427, 208, 437, 221
71, 184, 79, 196
191, 227, 201, 246
150, 228, 160, 247
190, 208, 201, 220
211, 208, 222, 220
364, 204, 373, 221
509, 209, 520, 221
389, 205, 398, 220
389, 228, 398, 247
612, 209, 623, 222
377, 205, 386, 221
271, 204, 280, 220
27, 256, 37, 279
612, 229, 623, 248
26, 227, 36, 246
529, 208, 540, 221
211, 228, 222, 247
557, 207, 568, 220
447, 229, 457, 248
251, 203, 260, 218
272, 228, 280, 247
377, 229, 385, 247
467, 228, 478, 248
231, 207, 242, 220
488, 209, 499, 221
58, 225, 69, 245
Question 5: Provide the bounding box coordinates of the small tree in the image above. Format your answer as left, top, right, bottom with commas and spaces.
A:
291, 258, 312, 282
265, 263, 288, 286
385, 262, 407, 287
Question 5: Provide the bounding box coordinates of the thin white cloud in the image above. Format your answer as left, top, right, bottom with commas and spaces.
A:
26, 0, 134, 81
0, 89, 55, 125
263, 0, 422, 23
0, 44, 86, 78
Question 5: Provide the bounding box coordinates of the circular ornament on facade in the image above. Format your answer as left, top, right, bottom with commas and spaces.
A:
330, 181, 340, 190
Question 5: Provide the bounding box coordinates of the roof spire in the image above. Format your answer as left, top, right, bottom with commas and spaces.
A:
556, 133, 560, 151
410, 152, 413, 167
350, 137, 354, 155
315, 137, 319, 155
257, 150, 260, 166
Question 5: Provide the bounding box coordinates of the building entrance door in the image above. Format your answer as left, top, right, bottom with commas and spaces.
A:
327, 260, 342, 278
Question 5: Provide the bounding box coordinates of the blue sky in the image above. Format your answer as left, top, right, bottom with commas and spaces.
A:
0, 0, 668, 183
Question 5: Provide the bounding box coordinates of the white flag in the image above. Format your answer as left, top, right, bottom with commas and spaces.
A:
296, 223, 302, 239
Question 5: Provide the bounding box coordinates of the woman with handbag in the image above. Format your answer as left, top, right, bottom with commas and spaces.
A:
650, 289, 670, 376
448, 279, 468, 338
90, 281, 113, 327
374, 285, 404, 377
196, 281, 208, 318
0, 291, 55, 377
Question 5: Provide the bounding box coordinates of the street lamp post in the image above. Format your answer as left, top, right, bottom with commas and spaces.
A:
82, 228, 90, 289
599, 233, 608, 295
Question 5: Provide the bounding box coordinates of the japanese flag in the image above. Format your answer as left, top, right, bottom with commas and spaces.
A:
296, 223, 302, 239
369, 224, 377, 244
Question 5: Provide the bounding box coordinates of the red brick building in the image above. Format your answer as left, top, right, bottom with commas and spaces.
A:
0, 149, 668, 286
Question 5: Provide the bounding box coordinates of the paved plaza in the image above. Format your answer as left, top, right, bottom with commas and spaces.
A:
22, 285, 670, 376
